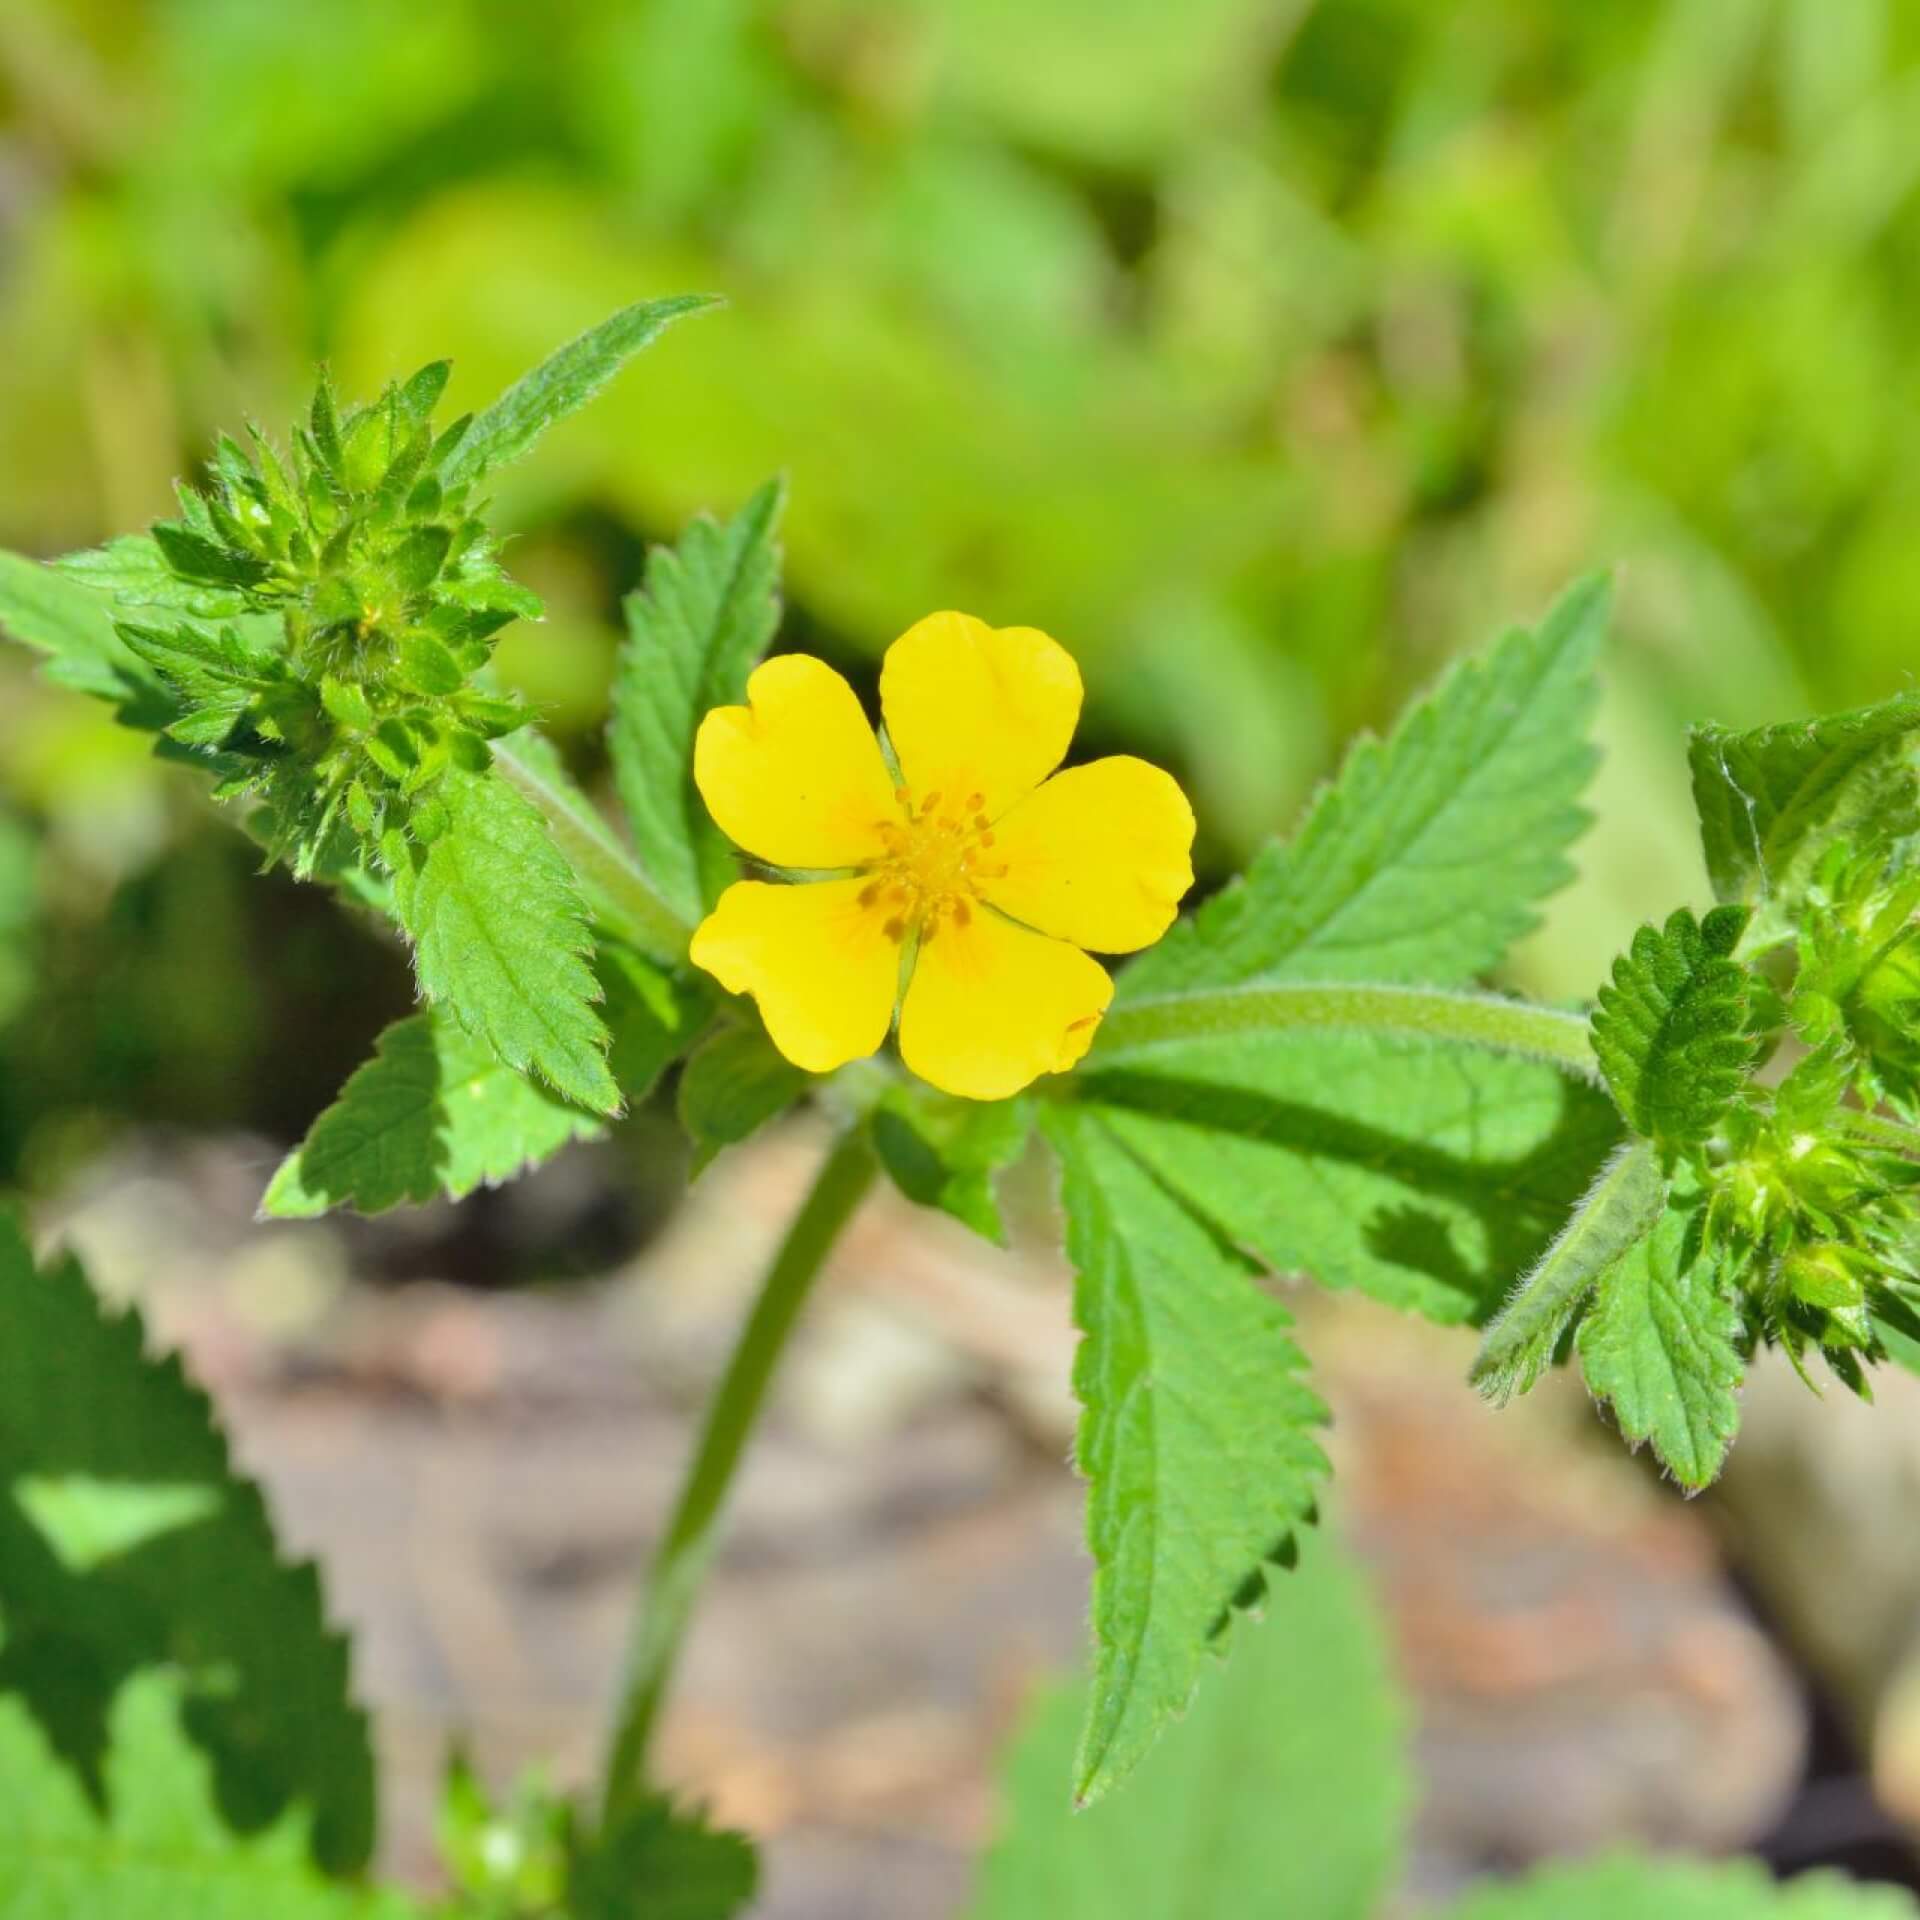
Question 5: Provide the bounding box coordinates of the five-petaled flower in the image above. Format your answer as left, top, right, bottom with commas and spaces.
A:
688, 612, 1196, 1100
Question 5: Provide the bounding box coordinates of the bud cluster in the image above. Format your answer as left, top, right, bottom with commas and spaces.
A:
120, 363, 540, 876
1792, 842, 1920, 1117
1692, 842, 1920, 1390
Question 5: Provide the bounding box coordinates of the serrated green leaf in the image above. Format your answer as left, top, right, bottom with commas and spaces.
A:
393, 359, 451, 435
677, 1027, 809, 1173
151, 522, 272, 591
1043, 1104, 1326, 1806
262, 1007, 604, 1218
0, 1670, 422, 1920
1691, 689, 1920, 943
1445, 1857, 1919, 1920
571, 1795, 758, 1920
1576, 1191, 1743, 1488
969, 1529, 1403, 1920
1591, 906, 1758, 1152
492, 733, 689, 962
56, 534, 256, 621
117, 620, 284, 703
1471, 1141, 1667, 1405
442, 295, 718, 485
1077, 1037, 1620, 1325
0, 1212, 376, 1875
394, 767, 620, 1115
872, 1086, 1032, 1244
609, 480, 784, 923
1119, 575, 1607, 1000
438, 567, 545, 622
0, 549, 156, 702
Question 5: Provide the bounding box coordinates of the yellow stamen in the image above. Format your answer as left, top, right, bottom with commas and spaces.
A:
857, 776, 1002, 943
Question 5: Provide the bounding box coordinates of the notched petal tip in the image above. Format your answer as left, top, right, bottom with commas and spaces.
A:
880, 612, 1083, 822
982, 755, 1197, 955
692, 654, 899, 871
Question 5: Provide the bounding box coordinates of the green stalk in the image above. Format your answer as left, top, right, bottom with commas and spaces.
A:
1469, 1140, 1665, 1404
1839, 1109, 1920, 1161
600, 1125, 879, 1818
1091, 982, 1601, 1082
493, 740, 689, 962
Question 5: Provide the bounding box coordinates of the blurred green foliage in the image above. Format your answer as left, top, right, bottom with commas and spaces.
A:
4, 0, 1920, 1177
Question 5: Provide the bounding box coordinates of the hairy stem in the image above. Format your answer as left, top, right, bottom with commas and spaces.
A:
1092, 982, 1601, 1082
600, 1125, 879, 1818
1470, 1139, 1665, 1403
493, 739, 689, 962
1839, 1110, 1920, 1161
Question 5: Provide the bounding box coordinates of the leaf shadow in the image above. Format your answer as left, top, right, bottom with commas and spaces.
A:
1078, 1064, 1620, 1322
0, 1240, 374, 1872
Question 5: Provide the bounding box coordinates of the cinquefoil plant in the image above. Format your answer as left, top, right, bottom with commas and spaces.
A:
4, 299, 1920, 1913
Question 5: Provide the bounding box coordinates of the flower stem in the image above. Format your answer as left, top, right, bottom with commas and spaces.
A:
1091, 982, 1601, 1082
599, 1125, 879, 1819
493, 738, 689, 963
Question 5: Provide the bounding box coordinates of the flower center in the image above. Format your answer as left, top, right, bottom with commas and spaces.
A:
860, 786, 1008, 943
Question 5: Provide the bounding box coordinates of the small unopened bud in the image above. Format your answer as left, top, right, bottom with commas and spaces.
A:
1784, 1243, 1866, 1311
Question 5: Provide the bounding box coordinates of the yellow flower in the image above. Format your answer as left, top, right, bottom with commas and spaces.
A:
688, 611, 1196, 1101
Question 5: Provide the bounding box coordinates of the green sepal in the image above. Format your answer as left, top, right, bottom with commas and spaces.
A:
871, 1087, 1032, 1244
677, 1026, 810, 1173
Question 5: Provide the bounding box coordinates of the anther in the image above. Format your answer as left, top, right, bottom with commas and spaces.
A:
883, 915, 907, 942
965, 791, 984, 811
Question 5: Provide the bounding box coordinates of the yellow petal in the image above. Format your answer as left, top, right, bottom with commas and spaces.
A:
879, 612, 1081, 820
694, 655, 899, 869
981, 756, 1196, 954
690, 879, 898, 1074
898, 908, 1112, 1101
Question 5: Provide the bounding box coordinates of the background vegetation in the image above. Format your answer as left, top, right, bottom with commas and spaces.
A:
3, 0, 1919, 1194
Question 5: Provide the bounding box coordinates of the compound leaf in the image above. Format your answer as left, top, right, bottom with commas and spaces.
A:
0, 1213, 376, 1878
1120, 575, 1607, 999
1691, 690, 1920, 943
1576, 1193, 1743, 1489
1044, 1105, 1326, 1807
969, 1530, 1403, 1920
1077, 1036, 1620, 1327
394, 768, 619, 1115
610, 480, 785, 923
1471, 1141, 1667, 1405
1591, 907, 1757, 1152
262, 1007, 604, 1218
443, 295, 717, 485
